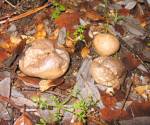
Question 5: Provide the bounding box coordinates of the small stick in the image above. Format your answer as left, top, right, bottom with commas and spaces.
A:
0, 2, 51, 24
4, 0, 16, 9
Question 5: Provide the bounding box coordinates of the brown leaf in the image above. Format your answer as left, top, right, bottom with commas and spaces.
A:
14, 113, 33, 125
101, 94, 117, 108
127, 102, 150, 117
18, 76, 40, 88
119, 8, 130, 16
85, 10, 104, 21
122, 52, 141, 71
0, 119, 9, 125
81, 47, 90, 58
0, 48, 9, 62
100, 108, 129, 121
54, 12, 80, 32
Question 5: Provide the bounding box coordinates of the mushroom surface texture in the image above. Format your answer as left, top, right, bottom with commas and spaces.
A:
19, 39, 70, 79
93, 33, 120, 56
90, 57, 126, 89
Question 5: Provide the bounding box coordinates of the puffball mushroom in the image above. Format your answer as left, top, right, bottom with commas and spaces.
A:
90, 57, 126, 94
93, 33, 120, 56
19, 39, 70, 80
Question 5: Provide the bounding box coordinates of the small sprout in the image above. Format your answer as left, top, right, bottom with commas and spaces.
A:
32, 96, 48, 109
73, 25, 85, 45
36, 118, 47, 125
110, 9, 124, 24
73, 100, 88, 123
51, 0, 66, 19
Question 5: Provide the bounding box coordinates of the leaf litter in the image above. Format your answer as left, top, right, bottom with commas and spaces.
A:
0, 0, 150, 125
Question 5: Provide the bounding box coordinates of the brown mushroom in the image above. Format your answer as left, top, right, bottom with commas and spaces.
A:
19, 39, 70, 79
90, 57, 126, 92
93, 33, 120, 56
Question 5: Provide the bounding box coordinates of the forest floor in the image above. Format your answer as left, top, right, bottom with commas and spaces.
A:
0, 0, 150, 125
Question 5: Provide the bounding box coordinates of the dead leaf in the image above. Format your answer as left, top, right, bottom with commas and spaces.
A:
34, 23, 46, 39
39, 80, 55, 92
0, 119, 9, 125
54, 12, 80, 32
119, 8, 130, 16
0, 48, 9, 62
100, 108, 129, 121
14, 112, 33, 125
18, 76, 40, 88
134, 85, 150, 95
85, 10, 104, 21
81, 47, 90, 58
122, 52, 141, 71
101, 94, 117, 108
127, 102, 150, 117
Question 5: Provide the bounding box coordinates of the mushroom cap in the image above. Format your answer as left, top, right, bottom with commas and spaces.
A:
93, 33, 120, 56
19, 39, 70, 79
90, 57, 126, 88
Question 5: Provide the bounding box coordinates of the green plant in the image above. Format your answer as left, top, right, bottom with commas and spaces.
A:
32, 96, 48, 109
51, 0, 65, 19
110, 9, 124, 24
50, 96, 64, 122
36, 118, 47, 125
73, 25, 85, 45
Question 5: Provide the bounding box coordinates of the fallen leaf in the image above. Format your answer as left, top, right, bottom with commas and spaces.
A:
134, 85, 150, 95
34, 23, 46, 39
81, 47, 90, 58
127, 102, 150, 117
0, 48, 9, 62
101, 94, 117, 108
54, 12, 80, 32
14, 112, 33, 125
100, 108, 129, 121
119, 8, 130, 16
85, 10, 104, 21
39, 80, 55, 92
122, 52, 141, 71
18, 76, 40, 88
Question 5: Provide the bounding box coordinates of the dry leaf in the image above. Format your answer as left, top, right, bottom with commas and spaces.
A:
18, 76, 40, 88
101, 94, 117, 108
54, 12, 80, 32
39, 80, 55, 92
81, 47, 90, 58
85, 10, 104, 21
100, 108, 129, 121
10, 35, 21, 45
0, 48, 9, 62
134, 85, 150, 95
122, 52, 141, 71
34, 23, 46, 39
14, 113, 33, 125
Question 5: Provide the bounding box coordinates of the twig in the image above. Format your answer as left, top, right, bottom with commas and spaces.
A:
0, 2, 51, 24
121, 78, 133, 110
4, 0, 16, 9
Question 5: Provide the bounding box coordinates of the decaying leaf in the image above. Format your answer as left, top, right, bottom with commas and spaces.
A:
122, 52, 141, 71
34, 23, 46, 39
54, 12, 80, 32
100, 108, 129, 121
18, 76, 40, 88
39, 80, 55, 92
134, 85, 150, 97
14, 112, 33, 125
81, 47, 90, 58
85, 10, 104, 21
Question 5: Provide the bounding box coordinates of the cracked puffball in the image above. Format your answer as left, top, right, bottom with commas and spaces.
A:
19, 39, 70, 80
90, 57, 126, 94
93, 33, 120, 56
